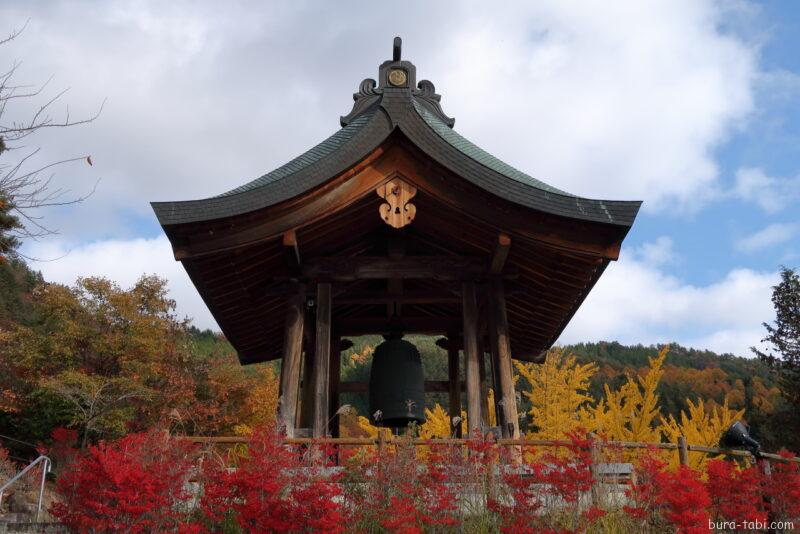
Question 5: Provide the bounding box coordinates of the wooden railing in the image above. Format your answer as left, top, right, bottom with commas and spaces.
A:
184, 435, 800, 466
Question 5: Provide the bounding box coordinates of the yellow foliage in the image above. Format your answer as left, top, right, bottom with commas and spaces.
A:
419, 404, 453, 439
356, 415, 392, 441
661, 397, 744, 471
589, 346, 668, 444
232, 365, 280, 434
515, 349, 598, 440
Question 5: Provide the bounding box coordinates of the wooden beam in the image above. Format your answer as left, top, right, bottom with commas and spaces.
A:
337, 292, 461, 305
339, 380, 466, 394
312, 283, 332, 438
488, 278, 520, 440
448, 336, 462, 438
335, 317, 459, 336
462, 281, 482, 434
489, 233, 511, 274
283, 229, 301, 275
279, 284, 305, 438
302, 256, 488, 281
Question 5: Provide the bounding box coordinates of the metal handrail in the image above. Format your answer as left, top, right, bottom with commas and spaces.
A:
0, 455, 51, 521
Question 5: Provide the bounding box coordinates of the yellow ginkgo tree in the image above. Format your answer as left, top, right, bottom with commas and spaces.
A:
661, 397, 744, 470
514, 349, 598, 441
588, 346, 668, 444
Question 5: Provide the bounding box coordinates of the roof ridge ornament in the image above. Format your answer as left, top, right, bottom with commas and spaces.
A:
413, 80, 455, 128
393, 36, 401, 61
340, 37, 455, 128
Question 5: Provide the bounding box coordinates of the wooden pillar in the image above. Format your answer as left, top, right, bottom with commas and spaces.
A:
447, 335, 462, 438
298, 345, 315, 430
312, 282, 332, 438
488, 278, 520, 439
297, 301, 316, 431
479, 348, 493, 427
488, 338, 505, 432
328, 335, 342, 438
462, 281, 482, 434
279, 284, 305, 437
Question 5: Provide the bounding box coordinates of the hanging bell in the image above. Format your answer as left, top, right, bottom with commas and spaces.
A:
368, 335, 426, 428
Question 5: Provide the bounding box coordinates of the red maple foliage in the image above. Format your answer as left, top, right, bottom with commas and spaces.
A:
342, 438, 462, 533
625, 451, 711, 534
51, 429, 198, 534
199, 428, 344, 533
706, 458, 767, 525
762, 451, 800, 521
492, 432, 603, 533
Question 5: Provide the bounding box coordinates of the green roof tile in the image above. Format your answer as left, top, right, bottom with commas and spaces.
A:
217, 110, 376, 197
412, 99, 572, 197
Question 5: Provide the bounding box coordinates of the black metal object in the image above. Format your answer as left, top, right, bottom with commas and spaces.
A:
368, 334, 426, 428
721, 421, 761, 456
393, 36, 401, 61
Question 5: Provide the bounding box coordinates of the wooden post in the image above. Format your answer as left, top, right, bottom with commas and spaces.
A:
329, 335, 342, 438
297, 305, 316, 431
462, 281, 482, 435
678, 435, 689, 467
478, 344, 491, 427
588, 433, 602, 506
312, 283, 332, 438
279, 284, 305, 438
447, 335, 462, 438
488, 278, 520, 440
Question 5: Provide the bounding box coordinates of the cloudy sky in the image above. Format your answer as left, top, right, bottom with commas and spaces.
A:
2, 1, 798, 356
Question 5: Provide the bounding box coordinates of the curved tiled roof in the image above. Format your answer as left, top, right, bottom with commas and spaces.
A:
152, 56, 640, 228
218, 111, 376, 197
411, 99, 571, 197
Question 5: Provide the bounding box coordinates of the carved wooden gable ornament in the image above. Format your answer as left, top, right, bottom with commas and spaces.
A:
376, 177, 417, 228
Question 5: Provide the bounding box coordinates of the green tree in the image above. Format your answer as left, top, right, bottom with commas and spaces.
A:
752, 267, 800, 449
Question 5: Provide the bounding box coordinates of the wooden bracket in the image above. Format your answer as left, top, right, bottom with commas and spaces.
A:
489, 233, 511, 274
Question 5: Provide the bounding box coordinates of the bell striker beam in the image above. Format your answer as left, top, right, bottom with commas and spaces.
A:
489, 277, 520, 439
447, 334, 462, 438
279, 283, 306, 437
462, 280, 483, 433
312, 282, 333, 437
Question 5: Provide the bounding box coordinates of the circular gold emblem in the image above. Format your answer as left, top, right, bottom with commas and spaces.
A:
388, 69, 407, 87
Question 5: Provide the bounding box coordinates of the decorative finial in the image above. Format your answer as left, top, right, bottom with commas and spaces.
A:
393, 36, 402, 61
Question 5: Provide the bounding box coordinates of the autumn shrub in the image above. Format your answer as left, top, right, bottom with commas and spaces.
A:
199, 428, 344, 533
42, 426, 79, 472
341, 435, 462, 533
762, 451, 800, 522
51, 429, 198, 533
624, 450, 711, 534
705, 459, 767, 525
493, 432, 604, 533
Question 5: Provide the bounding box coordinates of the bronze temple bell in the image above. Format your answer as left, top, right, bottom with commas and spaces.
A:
368, 322, 426, 428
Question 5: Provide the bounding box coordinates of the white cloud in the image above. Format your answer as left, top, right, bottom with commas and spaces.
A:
0, 0, 759, 244
635, 236, 675, 266
560, 244, 777, 356
24, 237, 217, 330
733, 167, 800, 213
735, 222, 798, 253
